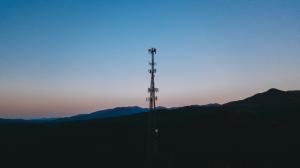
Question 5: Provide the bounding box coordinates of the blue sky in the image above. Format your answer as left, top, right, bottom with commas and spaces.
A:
0, 0, 300, 118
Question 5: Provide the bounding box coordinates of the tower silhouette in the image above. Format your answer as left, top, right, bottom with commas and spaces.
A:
146, 47, 159, 168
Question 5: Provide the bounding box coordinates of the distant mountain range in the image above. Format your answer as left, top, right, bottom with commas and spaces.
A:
1, 88, 300, 168
59, 106, 147, 121
0, 88, 299, 123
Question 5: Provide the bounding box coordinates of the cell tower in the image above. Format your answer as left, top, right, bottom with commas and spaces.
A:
146, 47, 159, 168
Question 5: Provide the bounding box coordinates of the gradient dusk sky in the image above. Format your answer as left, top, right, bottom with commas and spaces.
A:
0, 0, 299, 119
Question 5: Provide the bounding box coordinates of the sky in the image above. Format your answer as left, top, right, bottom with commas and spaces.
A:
0, 0, 299, 119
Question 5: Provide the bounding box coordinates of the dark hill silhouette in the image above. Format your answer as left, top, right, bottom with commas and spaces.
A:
0, 88, 300, 168
0, 106, 147, 123
224, 88, 300, 109
60, 106, 147, 121
222, 88, 300, 124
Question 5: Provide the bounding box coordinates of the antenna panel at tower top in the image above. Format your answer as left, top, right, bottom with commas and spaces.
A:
148, 48, 157, 54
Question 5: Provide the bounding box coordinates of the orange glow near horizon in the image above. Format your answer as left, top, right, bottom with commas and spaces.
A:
0, 86, 286, 119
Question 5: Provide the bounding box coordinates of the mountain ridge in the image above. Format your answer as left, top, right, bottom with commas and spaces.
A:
1, 88, 300, 168
0, 88, 299, 122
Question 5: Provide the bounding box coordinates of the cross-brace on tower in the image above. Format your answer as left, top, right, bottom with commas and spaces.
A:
146, 47, 159, 167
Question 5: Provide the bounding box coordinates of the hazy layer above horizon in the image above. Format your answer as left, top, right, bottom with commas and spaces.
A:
0, 0, 300, 119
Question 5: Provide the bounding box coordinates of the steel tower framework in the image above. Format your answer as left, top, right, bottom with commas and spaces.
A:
146, 47, 159, 168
